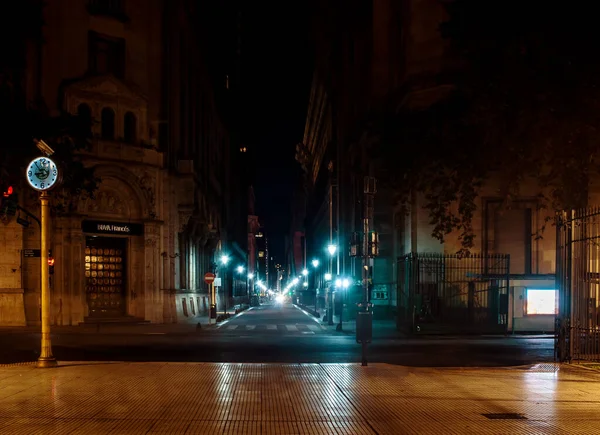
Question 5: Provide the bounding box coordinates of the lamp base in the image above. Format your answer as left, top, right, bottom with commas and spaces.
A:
36, 357, 58, 368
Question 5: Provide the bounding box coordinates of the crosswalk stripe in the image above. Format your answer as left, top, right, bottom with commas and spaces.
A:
220, 323, 323, 332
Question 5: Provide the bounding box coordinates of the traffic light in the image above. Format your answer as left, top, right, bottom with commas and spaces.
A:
48, 257, 55, 275
0, 184, 17, 220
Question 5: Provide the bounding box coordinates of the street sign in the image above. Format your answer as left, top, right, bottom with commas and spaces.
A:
23, 249, 41, 258
204, 272, 216, 284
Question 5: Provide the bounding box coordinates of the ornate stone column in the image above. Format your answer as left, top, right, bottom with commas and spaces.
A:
144, 222, 162, 322
53, 217, 85, 325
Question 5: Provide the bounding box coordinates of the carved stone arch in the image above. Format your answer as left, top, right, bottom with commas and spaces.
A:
78, 165, 151, 219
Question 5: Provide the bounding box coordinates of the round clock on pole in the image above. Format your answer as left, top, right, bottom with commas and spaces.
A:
26, 156, 60, 191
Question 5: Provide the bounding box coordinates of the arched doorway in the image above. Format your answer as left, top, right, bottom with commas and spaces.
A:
80, 170, 145, 319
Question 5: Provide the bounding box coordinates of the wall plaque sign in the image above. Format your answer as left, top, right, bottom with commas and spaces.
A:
82, 220, 144, 236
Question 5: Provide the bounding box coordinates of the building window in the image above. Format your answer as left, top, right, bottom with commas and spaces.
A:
101, 107, 115, 140
87, 0, 128, 22
77, 103, 93, 135
124, 112, 136, 143
485, 200, 532, 274
88, 31, 125, 78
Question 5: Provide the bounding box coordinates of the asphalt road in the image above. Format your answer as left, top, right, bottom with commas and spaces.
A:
0, 304, 554, 366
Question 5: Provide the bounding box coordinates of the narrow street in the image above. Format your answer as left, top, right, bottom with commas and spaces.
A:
0, 304, 554, 367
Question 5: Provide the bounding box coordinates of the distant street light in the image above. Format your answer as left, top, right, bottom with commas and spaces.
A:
302, 269, 308, 276
237, 265, 244, 274
327, 244, 337, 256
312, 259, 319, 268
248, 273, 254, 279
220, 255, 230, 265
324, 273, 332, 281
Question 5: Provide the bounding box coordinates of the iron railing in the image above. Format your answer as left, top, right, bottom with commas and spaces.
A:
397, 253, 510, 334
556, 209, 600, 362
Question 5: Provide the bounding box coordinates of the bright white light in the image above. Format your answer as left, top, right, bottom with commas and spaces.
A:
220, 255, 230, 265
342, 278, 350, 289
303, 282, 308, 287
526, 289, 557, 315
248, 273, 254, 279
312, 259, 319, 268
276, 294, 285, 304
302, 269, 308, 276
325, 273, 332, 281
335, 278, 342, 288
327, 244, 337, 256
237, 265, 244, 274
292, 278, 299, 285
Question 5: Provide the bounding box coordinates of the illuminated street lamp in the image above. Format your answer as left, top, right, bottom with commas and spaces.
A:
312, 259, 319, 268
220, 255, 230, 265
292, 277, 299, 285
327, 244, 337, 256
303, 282, 308, 287
248, 273, 254, 279
302, 269, 308, 276
237, 265, 244, 274
325, 273, 332, 281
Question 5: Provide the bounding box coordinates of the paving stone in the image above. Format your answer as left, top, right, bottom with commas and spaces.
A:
0, 362, 598, 434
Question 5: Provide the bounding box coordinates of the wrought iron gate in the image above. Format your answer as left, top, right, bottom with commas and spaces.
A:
556, 209, 600, 362
397, 253, 510, 334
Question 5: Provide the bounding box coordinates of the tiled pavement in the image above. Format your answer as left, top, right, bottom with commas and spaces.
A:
0, 362, 599, 434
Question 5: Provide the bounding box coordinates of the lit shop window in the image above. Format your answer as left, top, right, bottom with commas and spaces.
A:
526, 289, 557, 315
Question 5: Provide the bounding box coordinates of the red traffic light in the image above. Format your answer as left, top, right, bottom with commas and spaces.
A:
3, 186, 13, 197
48, 257, 55, 266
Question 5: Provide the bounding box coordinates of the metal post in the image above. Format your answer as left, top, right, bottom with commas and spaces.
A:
360, 176, 377, 367
209, 282, 216, 324
223, 269, 227, 316
37, 191, 56, 368
328, 181, 334, 326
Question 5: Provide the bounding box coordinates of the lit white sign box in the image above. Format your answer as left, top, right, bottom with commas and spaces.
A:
213, 278, 222, 287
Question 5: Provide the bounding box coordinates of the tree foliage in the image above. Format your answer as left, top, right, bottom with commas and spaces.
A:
372, 0, 600, 253
0, 0, 99, 216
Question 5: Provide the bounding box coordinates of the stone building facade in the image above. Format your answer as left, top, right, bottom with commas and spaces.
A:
297, 0, 560, 323
0, 0, 235, 326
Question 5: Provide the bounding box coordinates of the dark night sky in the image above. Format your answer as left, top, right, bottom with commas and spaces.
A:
240, 4, 313, 263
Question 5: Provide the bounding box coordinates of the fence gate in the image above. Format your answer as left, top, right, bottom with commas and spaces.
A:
556, 209, 600, 362
396, 253, 510, 334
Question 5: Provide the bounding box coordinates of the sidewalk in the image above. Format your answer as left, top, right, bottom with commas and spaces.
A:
0, 308, 241, 335
0, 361, 597, 434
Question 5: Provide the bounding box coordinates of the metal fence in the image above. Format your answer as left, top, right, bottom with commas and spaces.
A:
556, 209, 600, 362
397, 253, 510, 334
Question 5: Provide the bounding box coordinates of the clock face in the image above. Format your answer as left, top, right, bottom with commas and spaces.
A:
26, 157, 59, 191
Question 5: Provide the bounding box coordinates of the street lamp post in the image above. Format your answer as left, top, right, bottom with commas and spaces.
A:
311, 259, 319, 312
327, 244, 337, 325
26, 149, 60, 369
220, 255, 229, 316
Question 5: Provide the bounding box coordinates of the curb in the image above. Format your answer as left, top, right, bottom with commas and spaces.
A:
216, 306, 254, 329
293, 303, 320, 318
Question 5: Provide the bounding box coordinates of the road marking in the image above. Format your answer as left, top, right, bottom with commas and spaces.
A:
246, 325, 256, 330
227, 325, 238, 330
307, 325, 321, 332
267, 325, 277, 330
286, 325, 298, 331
